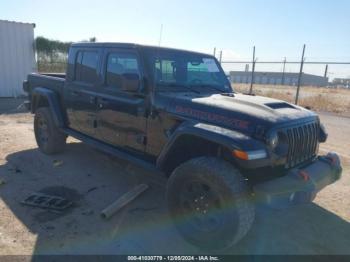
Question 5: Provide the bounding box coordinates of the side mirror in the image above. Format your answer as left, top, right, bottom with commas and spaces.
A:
121, 73, 140, 92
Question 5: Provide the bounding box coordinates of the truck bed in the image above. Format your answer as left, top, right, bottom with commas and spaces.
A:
26, 73, 65, 96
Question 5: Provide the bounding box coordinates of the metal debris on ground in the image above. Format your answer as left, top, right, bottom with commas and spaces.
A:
21, 192, 73, 211
101, 184, 149, 219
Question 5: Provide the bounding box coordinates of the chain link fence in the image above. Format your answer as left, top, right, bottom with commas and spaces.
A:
216, 47, 350, 115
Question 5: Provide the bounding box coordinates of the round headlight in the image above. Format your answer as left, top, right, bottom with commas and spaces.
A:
267, 131, 279, 149
319, 123, 328, 142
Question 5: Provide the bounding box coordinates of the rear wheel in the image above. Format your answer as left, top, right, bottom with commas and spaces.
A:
34, 107, 66, 154
166, 157, 255, 250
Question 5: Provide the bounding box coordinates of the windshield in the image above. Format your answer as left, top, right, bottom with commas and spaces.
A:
145, 49, 232, 93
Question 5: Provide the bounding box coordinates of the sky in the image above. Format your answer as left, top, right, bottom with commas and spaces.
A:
1, 0, 350, 78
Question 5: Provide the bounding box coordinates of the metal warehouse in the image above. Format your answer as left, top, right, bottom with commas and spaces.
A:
230, 71, 329, 87
0, 20, 36, 97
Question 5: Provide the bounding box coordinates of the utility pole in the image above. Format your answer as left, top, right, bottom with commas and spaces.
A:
295, 44, 306, 105
213, 47, 216, 57
281, 57, 286, 85
249, 46, 256, 94
219, 50, 223, 64
324, 64, 328, 78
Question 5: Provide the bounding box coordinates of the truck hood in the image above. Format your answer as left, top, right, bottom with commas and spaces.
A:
157, 92, 318, 135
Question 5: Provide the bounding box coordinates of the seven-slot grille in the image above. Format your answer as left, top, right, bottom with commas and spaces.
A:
284, 121, 319, 168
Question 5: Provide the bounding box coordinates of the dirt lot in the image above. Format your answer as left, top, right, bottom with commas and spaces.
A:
0, 111, 349, 255
234, 84, 350, 116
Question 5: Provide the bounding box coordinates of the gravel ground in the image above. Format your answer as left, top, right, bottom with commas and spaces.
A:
0, 112, 349, 255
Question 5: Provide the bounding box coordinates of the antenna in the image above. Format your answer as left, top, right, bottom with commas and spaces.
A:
158, 24, 163, 46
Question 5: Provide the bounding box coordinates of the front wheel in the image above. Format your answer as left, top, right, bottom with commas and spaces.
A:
166, 157, 255, 250
34, 107, 66, 154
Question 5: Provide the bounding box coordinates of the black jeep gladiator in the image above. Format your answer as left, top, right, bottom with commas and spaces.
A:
24, 42, 342, 250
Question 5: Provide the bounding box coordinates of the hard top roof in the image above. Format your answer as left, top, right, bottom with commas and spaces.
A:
71, 42, 212, 56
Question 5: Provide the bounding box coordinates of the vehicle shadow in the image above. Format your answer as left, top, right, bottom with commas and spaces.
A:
0, 142, 349, 255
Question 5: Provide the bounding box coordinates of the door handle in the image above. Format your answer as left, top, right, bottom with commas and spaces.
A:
98, 98, 109, 107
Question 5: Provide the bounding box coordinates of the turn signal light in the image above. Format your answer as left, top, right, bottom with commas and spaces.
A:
232, 150, 249, 160
232, 149, 267, 160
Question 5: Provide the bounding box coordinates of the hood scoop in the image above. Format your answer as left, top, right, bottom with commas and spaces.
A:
265, 102, 296, 110
220, 93, 235, 97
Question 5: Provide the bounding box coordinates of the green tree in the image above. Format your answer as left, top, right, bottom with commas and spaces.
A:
35, 36, 97, 72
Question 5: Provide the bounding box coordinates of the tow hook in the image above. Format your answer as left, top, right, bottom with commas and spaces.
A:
298, 170, 310, 181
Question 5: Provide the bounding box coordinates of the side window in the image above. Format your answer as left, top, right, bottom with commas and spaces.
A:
155, 59, 176, 82
106, 52, 139, 88
75, 51, 98, 83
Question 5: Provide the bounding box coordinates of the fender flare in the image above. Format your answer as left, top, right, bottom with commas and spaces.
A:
31, 87, 65, 128
156, 121, 267, 169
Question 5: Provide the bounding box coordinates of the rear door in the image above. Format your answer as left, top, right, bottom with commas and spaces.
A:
65, 49, 101, 136
95, 48, 147, 152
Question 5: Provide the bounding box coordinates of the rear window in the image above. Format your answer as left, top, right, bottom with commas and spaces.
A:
75, 51, 99, 83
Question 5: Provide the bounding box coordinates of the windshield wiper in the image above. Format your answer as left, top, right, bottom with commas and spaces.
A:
189, 84, 226, 93
157, 82, 200, 94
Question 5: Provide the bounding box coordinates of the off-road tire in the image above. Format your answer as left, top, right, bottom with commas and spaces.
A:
34, 107, 66, 154
166, 157, 255, 250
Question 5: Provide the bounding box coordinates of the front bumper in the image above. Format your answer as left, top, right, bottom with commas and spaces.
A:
253, 152, 342, 208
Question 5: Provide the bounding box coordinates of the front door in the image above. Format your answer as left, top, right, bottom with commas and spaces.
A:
65, 49, 101, 136
95, 48, 147, 153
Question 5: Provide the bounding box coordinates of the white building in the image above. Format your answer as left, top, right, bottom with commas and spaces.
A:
230, 71, 329, 87
0, 20, 36, 97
